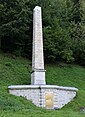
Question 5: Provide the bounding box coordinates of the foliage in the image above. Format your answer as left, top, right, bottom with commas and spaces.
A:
0, 0, 85, 65
0, 0, 32, 57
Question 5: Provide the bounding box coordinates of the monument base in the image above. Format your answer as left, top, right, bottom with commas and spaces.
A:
31, 69, 46, 85
8, 85, 78, 109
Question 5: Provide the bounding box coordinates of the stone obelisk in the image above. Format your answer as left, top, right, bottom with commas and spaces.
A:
8, 6, 78, 109
31, 6, 46, 85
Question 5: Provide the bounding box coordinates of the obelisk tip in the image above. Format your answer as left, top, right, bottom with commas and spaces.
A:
34, 6, 41, 11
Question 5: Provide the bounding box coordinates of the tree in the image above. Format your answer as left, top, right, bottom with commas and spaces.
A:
43, 0, 74, 62
0, 0, 85, 65
0, 0, 32, 57
66, 0, 85, 65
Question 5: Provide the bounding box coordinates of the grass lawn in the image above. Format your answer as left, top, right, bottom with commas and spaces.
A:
0, 53, 85, 117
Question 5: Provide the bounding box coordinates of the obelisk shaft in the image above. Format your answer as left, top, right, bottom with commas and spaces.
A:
31, 6, 46, 85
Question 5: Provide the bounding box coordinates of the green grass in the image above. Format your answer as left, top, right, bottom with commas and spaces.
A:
46, 64, 85, 90
0, 53, 85, 117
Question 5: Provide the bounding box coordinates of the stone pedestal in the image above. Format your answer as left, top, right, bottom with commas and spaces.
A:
8, 85, 78, 109
31, 69, 46, 85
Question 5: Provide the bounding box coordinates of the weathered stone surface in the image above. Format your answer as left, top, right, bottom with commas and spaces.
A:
31, 6, 46, 85
8, 85, 78, 109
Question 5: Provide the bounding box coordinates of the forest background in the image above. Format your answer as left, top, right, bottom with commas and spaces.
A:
0, 0, 85, 65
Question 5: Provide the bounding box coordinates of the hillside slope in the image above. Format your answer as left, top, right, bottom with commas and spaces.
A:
0, 53, 85, 117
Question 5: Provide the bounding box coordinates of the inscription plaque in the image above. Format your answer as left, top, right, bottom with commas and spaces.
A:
45, 92, 54, 109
